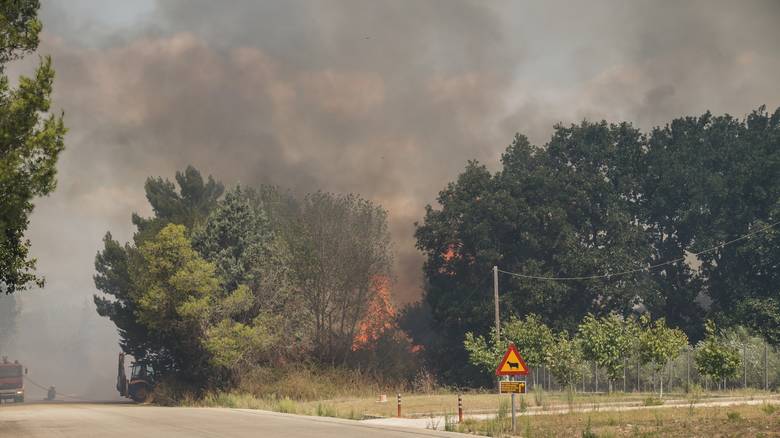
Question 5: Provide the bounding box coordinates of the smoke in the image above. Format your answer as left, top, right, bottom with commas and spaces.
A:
4, 0, 779, 399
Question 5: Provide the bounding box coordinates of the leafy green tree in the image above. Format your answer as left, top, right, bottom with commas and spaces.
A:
94, 167, 223, 376
545, 332, 585, 391
695, 320, 741, 389
193, 186, 300, 370
133, 224, 219, 380
463, 314, 553, 384
463, 328, 502, 376
132, 165, 224, 244
416, 124, 654, 383
637, 315, 688, 397
577, 313, 636, 392
502, 314, 554, 388
641, 108, 780, 341
0, 0, 66, 293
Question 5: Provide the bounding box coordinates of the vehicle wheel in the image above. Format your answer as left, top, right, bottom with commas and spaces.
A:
132, 386, 148, 403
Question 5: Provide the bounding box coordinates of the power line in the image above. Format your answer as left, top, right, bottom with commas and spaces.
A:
497, 219, 780, 281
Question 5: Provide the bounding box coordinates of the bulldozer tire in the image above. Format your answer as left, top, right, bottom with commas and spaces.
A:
133, 386, 148, 403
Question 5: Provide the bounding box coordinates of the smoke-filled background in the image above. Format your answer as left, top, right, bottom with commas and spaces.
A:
2, 0, 779, 400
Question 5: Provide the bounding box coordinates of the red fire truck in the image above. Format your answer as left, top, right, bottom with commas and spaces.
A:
0, 357, 25, 403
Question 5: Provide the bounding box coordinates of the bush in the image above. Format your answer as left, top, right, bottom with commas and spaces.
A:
643, 396, 663, 406
726, 411, 742, 422
238, 366, 401, 401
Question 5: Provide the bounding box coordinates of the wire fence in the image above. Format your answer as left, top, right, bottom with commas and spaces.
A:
525, 341, 779, 394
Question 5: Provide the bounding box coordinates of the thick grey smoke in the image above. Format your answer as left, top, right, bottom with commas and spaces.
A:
3, 0, 778, 399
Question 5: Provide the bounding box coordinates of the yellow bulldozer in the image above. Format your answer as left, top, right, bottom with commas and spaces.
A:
117, 353, 155, 402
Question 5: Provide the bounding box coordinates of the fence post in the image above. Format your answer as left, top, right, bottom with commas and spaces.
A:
744, 343, 748, 389
458, 393, 463, 423
397, 393, 401, 417
636, 360, 640, 393
686, 346, 690, 391
765, 341, 769, 391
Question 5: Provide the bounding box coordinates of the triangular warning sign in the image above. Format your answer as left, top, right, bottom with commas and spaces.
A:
496, 343, 529, 376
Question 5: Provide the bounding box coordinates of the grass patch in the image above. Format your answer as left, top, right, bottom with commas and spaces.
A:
458, 403, 780, 437
643, 396, 664, 406
725, 411, 741, 422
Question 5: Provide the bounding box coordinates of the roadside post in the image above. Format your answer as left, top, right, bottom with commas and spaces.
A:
397, 393, 401, 417
458, 393, 463, 423
496, 342, 529, 434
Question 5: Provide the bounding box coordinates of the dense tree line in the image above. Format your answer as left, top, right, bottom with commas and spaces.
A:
413, 107, 780, 385
94, 167, 404, 388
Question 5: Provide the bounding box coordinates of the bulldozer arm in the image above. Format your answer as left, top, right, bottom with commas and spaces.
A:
117, 353, 128, 397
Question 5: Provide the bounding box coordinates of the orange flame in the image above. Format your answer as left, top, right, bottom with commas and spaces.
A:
352, 276, 396, 351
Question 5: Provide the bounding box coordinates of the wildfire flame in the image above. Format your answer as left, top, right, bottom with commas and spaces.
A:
352, 276, 396, 351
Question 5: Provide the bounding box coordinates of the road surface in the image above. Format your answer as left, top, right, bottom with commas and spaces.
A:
0, 402, 458, 437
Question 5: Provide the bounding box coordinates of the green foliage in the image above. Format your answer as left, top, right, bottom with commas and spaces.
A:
134, 223, 220, 379
0, 0, 66, 293
695, 320, 741, 383
94, 167, 227, 378
132, 166, 224, 245
464, 314, 554, 377
96, 167, 402, 387
638, 316, 688, 369
414, 108, 780, 383
545, 332, 585, 389
502, 314, 555, 368
637, 315, 687, 396
577, 313, 636, 388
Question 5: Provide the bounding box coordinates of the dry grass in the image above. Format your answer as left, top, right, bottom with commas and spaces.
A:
456, 402, 780, 437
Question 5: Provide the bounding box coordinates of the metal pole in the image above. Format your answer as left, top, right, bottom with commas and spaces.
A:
493, 266, 500, 342
511, 392, 516, 434
458, 393, 463, 423
686, 346, 690, 391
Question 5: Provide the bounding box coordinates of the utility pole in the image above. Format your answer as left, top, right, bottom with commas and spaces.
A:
493, 266, 500, 342
493, 265, 501, 395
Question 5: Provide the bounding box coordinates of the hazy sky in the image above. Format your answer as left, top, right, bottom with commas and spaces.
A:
4, 0, 780, 399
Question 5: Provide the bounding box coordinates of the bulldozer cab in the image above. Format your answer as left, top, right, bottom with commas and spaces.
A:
130, 362, 155, 383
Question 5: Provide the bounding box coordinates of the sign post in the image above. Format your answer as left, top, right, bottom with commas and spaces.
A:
496, 343, 529, 434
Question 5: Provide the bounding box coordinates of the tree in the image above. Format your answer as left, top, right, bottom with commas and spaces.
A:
132, 166, 224, 244
286, 191, 393, 363
463, 313, 554, 385
637, 315, 688, 397
695, 320, 741, 389
577, 313, 636, 392
94, 167, 224, 376
0, 0, 66, 293
416, 125, 655, 383
641, 108, 780, 341
545, 332, 585, 392
502, 314, 554, 388
133, 224, 219, 380
193, 186, 299, 371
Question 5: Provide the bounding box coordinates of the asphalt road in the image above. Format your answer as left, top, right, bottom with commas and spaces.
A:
0, 402, 459, 437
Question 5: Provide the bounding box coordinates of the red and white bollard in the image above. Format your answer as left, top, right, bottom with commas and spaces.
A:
397, 393, 402, 417
458, 393, 463, 423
